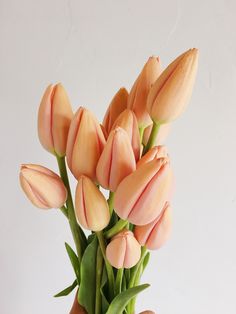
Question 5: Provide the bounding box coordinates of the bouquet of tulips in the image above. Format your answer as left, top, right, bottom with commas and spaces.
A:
19, 48, 198, 314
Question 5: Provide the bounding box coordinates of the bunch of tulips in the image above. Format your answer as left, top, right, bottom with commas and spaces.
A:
19, 48, 198, 314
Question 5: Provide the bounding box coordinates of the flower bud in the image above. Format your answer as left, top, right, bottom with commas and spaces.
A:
38, 83, 73, 156
139, 311, 155, 314
106, 230, 141, 269
96, 127, 136, 192
134, 202, 172, 250
66, 107, 106, 181
114, 158, 173, 225
147, 48, 199, 124
128, 57, 161, 128
19, 164, 67, 209
103, 88, 128, 134
112, 109, 141, 161
137, 146, 168, 169
75, 175, 110, 231
142, 123, 170, 147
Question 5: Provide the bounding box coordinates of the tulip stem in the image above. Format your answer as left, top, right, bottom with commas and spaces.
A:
107, 191, 115, 215
143, 121, 161, 154
96, 231, 115, 300
56, 155, 87, 263
104, 219, 128, 239
115, 268, 124, 296
139, 126, 145, 143
60, 205, 68, 218
95, 246, 103, 314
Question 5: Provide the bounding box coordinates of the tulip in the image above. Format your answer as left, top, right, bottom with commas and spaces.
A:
66, 107, 106, 181
19, 164, 67, 209
75, 175, 110, 231
38, 83, 73, 156
134, 202, 172, 250
96, 127, 136, 192
139, 311, 155, 314
147, 48, 199, 124
114, 158, 173, 225
128, 57, 161, 128
137, 146, 168, 168
142, 123, 170, 147
112, 109, 141, 161
103, 88, 128, 134
106, 230, 141, 269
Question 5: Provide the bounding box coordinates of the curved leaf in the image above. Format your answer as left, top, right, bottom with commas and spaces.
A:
105, 283, 150, 314
65, 242, 80, 283
78, 237, 98, 314
54, 279, 77, 297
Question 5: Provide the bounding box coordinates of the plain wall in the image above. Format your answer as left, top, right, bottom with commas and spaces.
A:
0, 0, 236, 313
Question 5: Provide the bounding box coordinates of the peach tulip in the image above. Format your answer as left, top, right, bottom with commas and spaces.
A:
147, 48, 199, 124
112, 109, 141, 161
114, 158, 173, 225
106, 230, 141, 269
19, 164, 67, 209
142, 123, 170, 147
75, 176, 110, 231
137, 146, 168, 168
134, 202, 172, 250
38, 83, 73, 156
66, 107, 106, 181
139, 311, 155, 314
128, 57, 161, 128
96, 127, 136, 192
103, 88, 128, 134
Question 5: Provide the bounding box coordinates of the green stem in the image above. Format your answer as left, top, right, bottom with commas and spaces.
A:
143, 121, 161, 154
107, 191, 115, 215
60, 205, 68, 217
139, 126, 145, 143
56, 155, 87, 262
96, 231, 115, 300
128, 246, 147, 289
115, 268, 123, 296
95, 246, 103, 314
129, 263, 143, 313
105, 219, 128, 239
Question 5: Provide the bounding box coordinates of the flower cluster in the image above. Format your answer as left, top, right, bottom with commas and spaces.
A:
19, 48, 198, 314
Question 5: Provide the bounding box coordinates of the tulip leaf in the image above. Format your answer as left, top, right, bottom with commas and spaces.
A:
142, 252, 150, 273
65, 242, 80, 283
54, 279, 77, 297
78, 237, 98, 314
101, 265, 110, 313
105, 283, 150, 314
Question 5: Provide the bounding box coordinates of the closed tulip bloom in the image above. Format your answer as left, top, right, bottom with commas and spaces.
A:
66, 107, 106, 181
114, 158, 172, 225
147, 48, 199, 124
96, 127, 136, 192
128, 57, 161, 128
142, 123, 170, 147
103, 88, 128, 134
134, 202, 172, 250
112, 109, 141, 161
19, 164, 67, 209
139, 311, 155, 314
38, 83, 73, 156
137, 146, 168, 168
106, 230, 141, 269
75, 176, 110, 231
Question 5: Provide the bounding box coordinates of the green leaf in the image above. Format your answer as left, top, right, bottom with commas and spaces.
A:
105, 284, 150, 314
142, 252, 150, 273
78, 237, 98, 314
54, 279, 77, 297
100, 265, 110, 313
65, 242, 80, 283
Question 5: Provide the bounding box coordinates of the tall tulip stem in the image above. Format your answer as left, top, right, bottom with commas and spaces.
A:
95, 246, 103, 314
105, 219, 128, 239
56, 155, 87, 262
107, 191, 115, 215
143, 121, 161, 154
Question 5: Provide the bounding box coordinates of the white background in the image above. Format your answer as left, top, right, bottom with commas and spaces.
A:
0, 0, 236, 313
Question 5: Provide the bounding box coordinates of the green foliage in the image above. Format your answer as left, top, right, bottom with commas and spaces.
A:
65, 242, 80, 283
54, 280, 77, 297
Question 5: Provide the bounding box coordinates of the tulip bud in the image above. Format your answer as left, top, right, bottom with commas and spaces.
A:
134, 202, 172, 250
75, 176, 110, 231
19, 164, 67, 209
38, 83, 73, 156
66, 107, 106, 181
139, 311, 155, 314
142, 123, 170, 147
137, 146, 168, 169
96, 127, 136, 192
106, 230, 141, 269
114, 158, 173, 225
128, 57, 161, 128
103, 88, 128, 134
112, 109, 141, 161
147, 48, 199, 124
